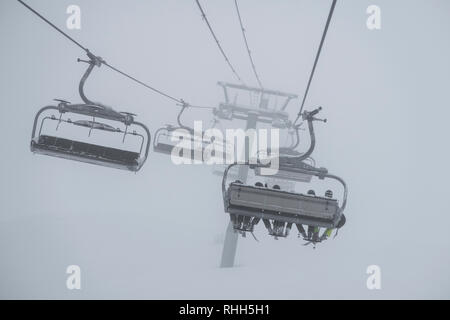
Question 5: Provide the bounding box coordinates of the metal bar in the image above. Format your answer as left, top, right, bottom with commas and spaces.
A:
220, 113, 258, 268
217, 81, 298, 99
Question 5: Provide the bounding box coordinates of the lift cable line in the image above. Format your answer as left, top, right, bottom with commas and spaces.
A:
234, 0, 263, 89
17, 0, 87, 52
16, 0, 210, 109
294, 0, 337, 125
195, 0, 244, 84
101, 61, 182, 105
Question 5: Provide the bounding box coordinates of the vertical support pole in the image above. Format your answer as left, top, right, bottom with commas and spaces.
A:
220, 113, 258, 268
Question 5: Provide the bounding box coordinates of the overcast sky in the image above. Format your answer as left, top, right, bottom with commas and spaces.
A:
0, 0, 449, 299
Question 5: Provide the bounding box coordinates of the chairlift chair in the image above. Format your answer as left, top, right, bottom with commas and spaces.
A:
153, 124, 200, 157
221, 107, 348, 242
214, 82, 297, 128
30, 52, 151, 172
153, 105, 231, 162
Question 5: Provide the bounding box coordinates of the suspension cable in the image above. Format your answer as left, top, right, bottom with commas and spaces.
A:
16, 0, 190, 106
234, 0, 263, 89
17, 0, 87, 52
195, 0, 244, 84
294, 0, 337, 125
102, 62, 182, 104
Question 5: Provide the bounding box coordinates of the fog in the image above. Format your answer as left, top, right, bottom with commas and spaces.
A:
1, 0, 449, 299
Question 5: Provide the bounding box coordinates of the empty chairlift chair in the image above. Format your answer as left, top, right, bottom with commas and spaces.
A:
30, 52, 151, 172
213, 81, 296, 128
153, 125, 206, 160
153, 104, 230, 163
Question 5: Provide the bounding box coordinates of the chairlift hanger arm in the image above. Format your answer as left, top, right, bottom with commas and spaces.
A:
286, 106, 326, 157
176, 103, 192, 132
173, 101, 216, 132
77, 55, 103, 105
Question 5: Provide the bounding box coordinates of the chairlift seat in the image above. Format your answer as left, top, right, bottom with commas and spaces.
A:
225, 182, 341, 228
31, 135, 141, 171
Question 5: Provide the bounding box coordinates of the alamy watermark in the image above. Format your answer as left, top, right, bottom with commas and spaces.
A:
66, 265, 81, 290
168, 121, 280, 175
366, 265, 381, 290
66, 5, 81, 30
366, 5, 381, 30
